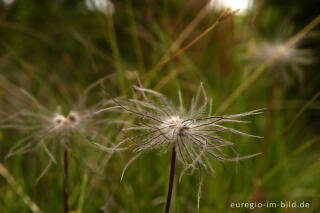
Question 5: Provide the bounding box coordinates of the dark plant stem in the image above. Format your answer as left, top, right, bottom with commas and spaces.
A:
165, 146, 176, 213
253, 77, 278, 202
261, 77, 279, 172
63, 135, 69, 213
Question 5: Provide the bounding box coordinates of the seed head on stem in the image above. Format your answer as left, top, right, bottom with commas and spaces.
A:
246, 37, 315, 85
0, 76, 120, 180
111, 83, 263, 209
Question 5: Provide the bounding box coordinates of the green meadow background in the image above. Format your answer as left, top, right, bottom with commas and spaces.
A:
0, 0, 319, 212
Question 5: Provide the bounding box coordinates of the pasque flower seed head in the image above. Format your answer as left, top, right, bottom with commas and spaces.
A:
110, 83, 263, 208
109, 83, 263, 208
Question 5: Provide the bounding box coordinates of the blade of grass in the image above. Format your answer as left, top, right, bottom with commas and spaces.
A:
141, 8, 239, 82
262, 136, 320, 186
0, 163, 42, 213
154, 66, 185, 91
0, 41, 42, 83
281, 90, 320, 137
281, 157, 320, 194
146, 21, 210, 90
118, 8, 236, 96
126, 0, 146, 73
100, 15, 127, 92
72, 31, 115, 66
77, 172, 88, 213
248, 136, 320, 199
165, 3, 210, 55
0, 21, 53, 45
0, 40, 57, 101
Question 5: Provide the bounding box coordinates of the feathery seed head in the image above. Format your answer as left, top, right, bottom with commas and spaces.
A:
50, 111, 82, 132
0, 77, 119, 176
115, 84, 263, 176
247, 39, 314, 85
112, 83, 263, 208
161, 116, 187, 138
52, 114, 66, 129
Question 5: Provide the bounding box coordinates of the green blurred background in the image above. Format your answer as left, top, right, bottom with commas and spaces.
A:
0, 0, 320, 212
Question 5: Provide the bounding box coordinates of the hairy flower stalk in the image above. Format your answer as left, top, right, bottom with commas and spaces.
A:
165, 146, 176, 213
62, 134, 69, 213
111, 83, 263, 210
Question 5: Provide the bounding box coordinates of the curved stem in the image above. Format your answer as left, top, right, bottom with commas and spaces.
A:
63, 135, 69, 213
165, 146, 176, 213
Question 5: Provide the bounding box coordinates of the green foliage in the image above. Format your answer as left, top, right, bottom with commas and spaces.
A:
0, 0, 319, 212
